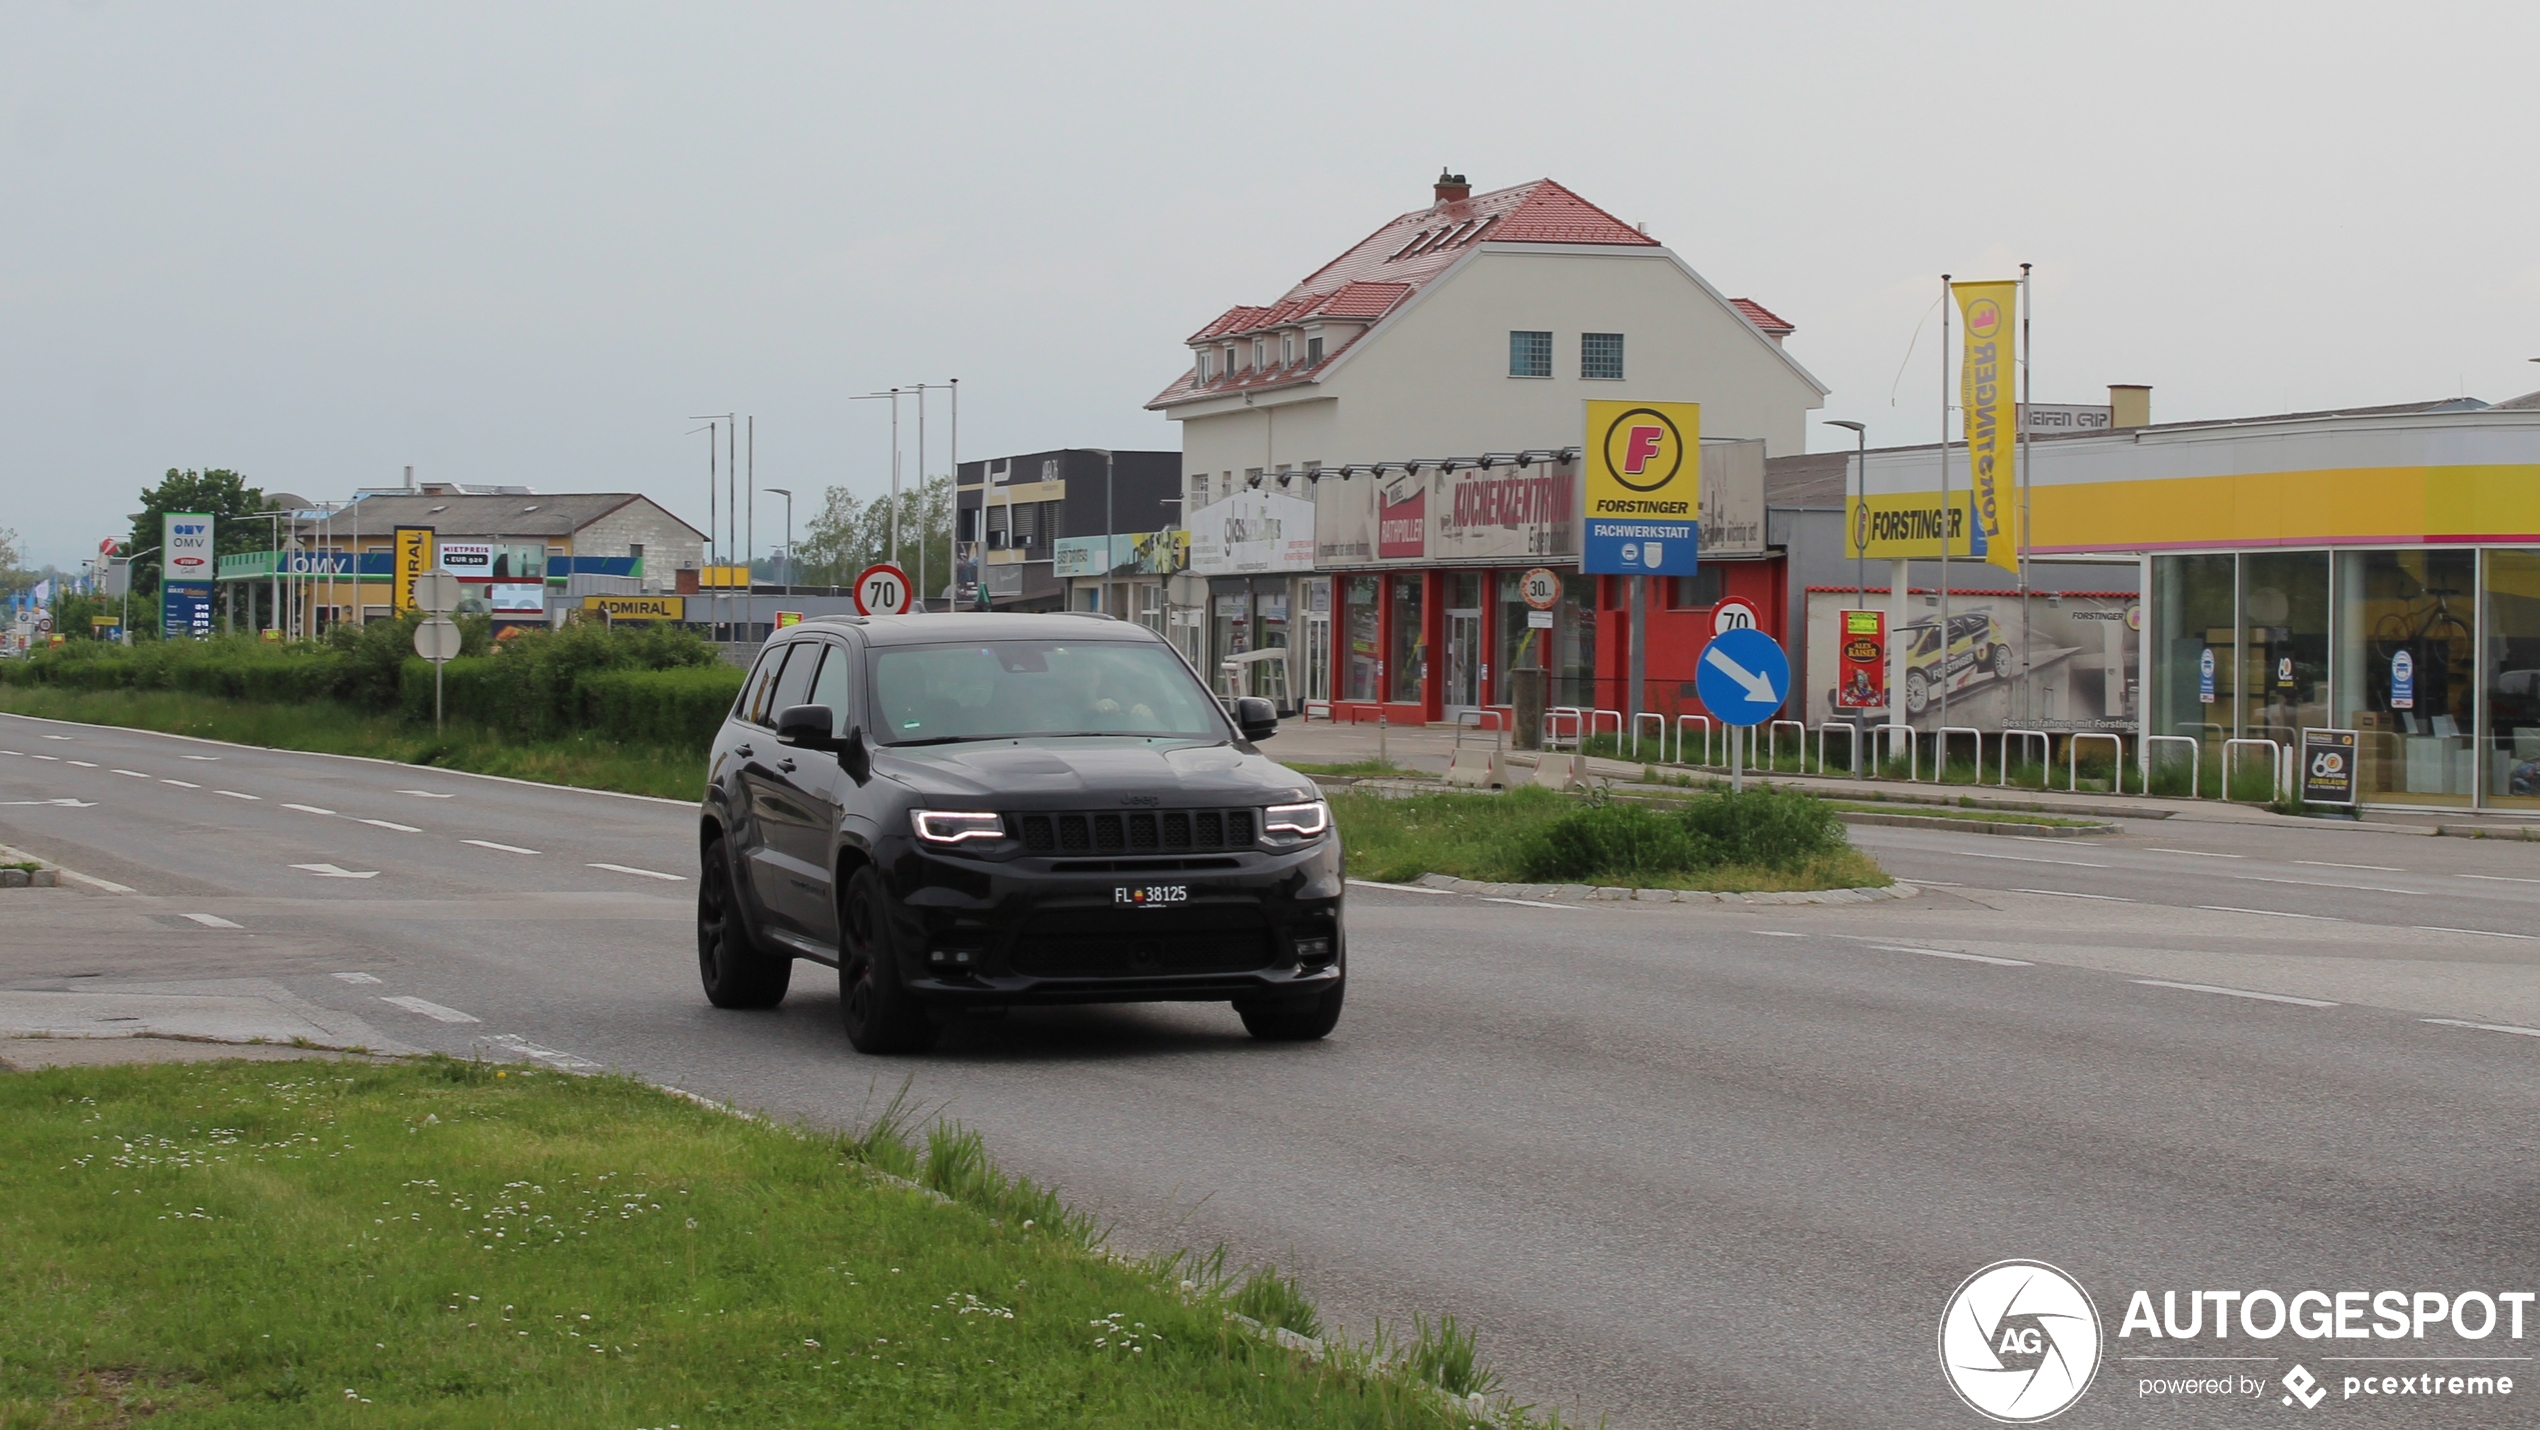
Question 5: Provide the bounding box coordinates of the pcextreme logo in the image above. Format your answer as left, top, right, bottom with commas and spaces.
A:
1939, 1260, 2102, 1423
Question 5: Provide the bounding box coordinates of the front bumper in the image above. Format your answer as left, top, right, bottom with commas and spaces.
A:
883, 835, 1343, 1006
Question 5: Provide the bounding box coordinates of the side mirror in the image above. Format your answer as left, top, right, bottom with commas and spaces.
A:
774, 704, 837, 750
838, 724, 871, 783
1234, 695, 1278, 743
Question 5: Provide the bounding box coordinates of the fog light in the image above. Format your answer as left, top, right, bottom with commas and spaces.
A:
929, 949, 949, 964
954, 950, 973, 964
1294, 936, 1333, 964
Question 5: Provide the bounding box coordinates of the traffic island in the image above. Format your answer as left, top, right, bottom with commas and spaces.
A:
0, 1057, 1561, 1428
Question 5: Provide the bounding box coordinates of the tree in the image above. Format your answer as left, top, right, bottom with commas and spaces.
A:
791, 476, 954, 599
124, 468, 270, 604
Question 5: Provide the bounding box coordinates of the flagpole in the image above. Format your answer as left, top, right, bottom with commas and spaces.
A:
2018, 261, 2034, 733
1938, 273, 1953, 759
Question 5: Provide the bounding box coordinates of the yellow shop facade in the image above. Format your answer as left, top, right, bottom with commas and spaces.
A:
1844, 397, 2540, 810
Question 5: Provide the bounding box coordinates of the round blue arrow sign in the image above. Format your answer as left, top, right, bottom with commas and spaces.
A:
1694, 627, 1790, 728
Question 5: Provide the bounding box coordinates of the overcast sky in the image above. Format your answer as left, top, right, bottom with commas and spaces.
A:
6, 1, 2536, 567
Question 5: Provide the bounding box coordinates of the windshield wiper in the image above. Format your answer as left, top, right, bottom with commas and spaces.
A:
888, 731, 1194, 747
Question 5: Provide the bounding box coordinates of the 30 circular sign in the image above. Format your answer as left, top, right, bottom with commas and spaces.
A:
853, 563, 913, 616
1520, 567, 1562, 611
1711, 597, 1760, 636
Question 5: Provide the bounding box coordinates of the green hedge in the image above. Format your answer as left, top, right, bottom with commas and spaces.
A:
7, 620, 734, 751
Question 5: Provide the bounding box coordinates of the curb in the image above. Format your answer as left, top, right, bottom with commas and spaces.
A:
1410, 871, 1919, 905
1834, 811, 2115, 838
2434, 824, 2540, 842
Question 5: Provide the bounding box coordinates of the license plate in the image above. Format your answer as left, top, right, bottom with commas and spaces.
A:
1114, 884, 1188, 907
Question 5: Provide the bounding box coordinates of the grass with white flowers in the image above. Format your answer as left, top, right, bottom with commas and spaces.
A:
0, 1057, 1556, 1427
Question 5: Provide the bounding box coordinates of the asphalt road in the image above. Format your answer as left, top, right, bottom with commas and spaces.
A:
7, 709, 2540, 1428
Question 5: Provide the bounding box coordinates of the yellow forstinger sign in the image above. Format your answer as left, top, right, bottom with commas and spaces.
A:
1952, 280, 2020, 573
1584, 400, 1699, 518
393, 527, 434, 614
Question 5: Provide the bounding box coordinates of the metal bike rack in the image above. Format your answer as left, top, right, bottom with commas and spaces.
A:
1675, 713, 1713, 767
1546, 706, 1585, 750
1589, 709, 1625, 748
2221, 737, 2282, 802
1999, 729, 2050, 788
1630, 711, 1666, 760
1452, 708, 1507, 751
1875, 723, 1919, 781
1766, 718, 1808, 773
1816, 722, 1864, 778
2141, 734, 2201, 798
2069, 731, 2125, 795
1932, 726, 1983, 784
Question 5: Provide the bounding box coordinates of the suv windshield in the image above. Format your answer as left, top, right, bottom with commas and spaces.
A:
870, 639, 1227, 745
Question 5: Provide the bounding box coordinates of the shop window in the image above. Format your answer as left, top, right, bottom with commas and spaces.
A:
2334, 549, 2477, 804
1668, 568, 1724, 609
2240, 551, 2328, 748
2486, 550, 2540, 807
1344, 575, 1381, 701
1389, 573, 1426, 704
1509, 330, 1552, 379
1581, 332, 1625, 381
2151, 554, 2236, 751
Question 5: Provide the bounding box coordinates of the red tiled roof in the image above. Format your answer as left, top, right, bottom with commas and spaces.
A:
1152, 179, 1661, 409
1730, 298, 1794, 337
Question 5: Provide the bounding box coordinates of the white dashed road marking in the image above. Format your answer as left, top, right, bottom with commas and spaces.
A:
180, 913, 243, 929
2146, 847, 2243, 858
1869, 944, 2034, 967
2414, 926, 2537, 941
2194, 905, 2337, 921
2458, 873, 2540, 885
31, 754, 59, 762
488, 1034, 598, 1070
2423, 1018, 2540, 1039
1345, 878, 1458, 895
1956, 850, 2110, 868
588, 862, 686, 882
216, 790, 259, 800
332, 972, 384, 985
161, 779, 200, 788
2134, 979, 2339, 1009
2297, 860, 2403, 872
67, 760, 97, 768
282, 803, 336, 816
396, 789, 456, 799
111, 769, 150, 779
463, 840, 541, 855
291, 863, 380, 879
358, 819, 421, 833
381, 995, 479, 1023
2013, 888, 2131, 901
1480, 897, 1576, 909
180, 754, 218, 760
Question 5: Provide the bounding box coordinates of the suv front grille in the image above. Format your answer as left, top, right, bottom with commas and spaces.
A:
1006, 904, 1275, 978
1014, 808, 1257, 856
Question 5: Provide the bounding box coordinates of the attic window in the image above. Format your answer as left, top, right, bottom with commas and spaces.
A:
1384, 229, 1433, 262
1457, 214, 1498, 246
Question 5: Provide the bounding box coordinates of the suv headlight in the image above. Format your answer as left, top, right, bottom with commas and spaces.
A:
911, 810, 1006, 846
1260, 800, 1331, 846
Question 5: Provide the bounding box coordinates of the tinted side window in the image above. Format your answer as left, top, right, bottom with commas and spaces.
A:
736, 646, 786, 724
766, 642, 821, 721
806, 643, 856, 735
746, 645, 797, 726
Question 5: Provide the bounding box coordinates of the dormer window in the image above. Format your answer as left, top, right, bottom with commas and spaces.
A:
1224, 344, 1236, 375
1281, 334, 1294, 368
1253, 338, 1266, 371
1196, 351, 1212, 383
1306, 336, 1324, 365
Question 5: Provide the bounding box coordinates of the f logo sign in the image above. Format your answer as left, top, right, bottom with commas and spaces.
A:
1622, 425, 1665, 475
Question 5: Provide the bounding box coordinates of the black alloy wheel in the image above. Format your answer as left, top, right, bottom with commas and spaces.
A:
697, 836, 791, 1009
838, 866, 939, 1055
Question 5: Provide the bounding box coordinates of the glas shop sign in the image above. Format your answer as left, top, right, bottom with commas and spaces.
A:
1941, 1263, 2529, 1422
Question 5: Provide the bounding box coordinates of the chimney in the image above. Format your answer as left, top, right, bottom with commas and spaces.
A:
2109, 385, 2152, 429
1433, 169, 1470, 204
403, 464, 414, 492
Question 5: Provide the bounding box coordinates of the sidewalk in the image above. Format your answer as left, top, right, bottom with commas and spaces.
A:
1269, 716, 2540, 838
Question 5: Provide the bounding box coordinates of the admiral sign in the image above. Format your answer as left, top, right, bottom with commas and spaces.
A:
1583, 399, 1700, 576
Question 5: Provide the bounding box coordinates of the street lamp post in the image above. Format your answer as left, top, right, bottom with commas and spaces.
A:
765, 488, 793, 591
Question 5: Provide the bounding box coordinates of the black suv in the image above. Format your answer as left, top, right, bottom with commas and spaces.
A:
696, 612, 1344, 1053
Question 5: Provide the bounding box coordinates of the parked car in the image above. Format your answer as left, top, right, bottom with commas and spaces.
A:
1899, 610, 2012, 715
696, 612, 1345, 1054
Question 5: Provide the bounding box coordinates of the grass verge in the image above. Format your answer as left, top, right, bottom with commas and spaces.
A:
1333, 786, 1890, 891
0, 686, 702, 801
0, 1057, 1552, 1427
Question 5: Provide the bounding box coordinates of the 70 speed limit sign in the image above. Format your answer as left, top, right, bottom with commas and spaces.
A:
853, 563, 913, 616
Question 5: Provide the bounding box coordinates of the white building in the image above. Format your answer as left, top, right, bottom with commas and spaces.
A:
1145, 171, 1827, 720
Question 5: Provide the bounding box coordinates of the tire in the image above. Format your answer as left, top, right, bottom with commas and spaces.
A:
1236, 979, 1346, 1041
1903, 668, 1931, 717
1990, 643, 2014, 679
838, 866, 939, 1055
697, 836, 791, 1009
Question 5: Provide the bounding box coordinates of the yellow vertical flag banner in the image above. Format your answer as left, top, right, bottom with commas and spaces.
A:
393, 526, 434, 614
1951, 280, 2020, 573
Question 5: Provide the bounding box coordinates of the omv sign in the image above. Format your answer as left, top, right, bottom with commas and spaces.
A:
163, 513, 216, 574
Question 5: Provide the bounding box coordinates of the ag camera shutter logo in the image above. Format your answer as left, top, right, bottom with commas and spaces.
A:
1939, 1260, 2102, 1422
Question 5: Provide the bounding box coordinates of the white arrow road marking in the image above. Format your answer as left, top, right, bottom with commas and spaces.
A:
2134, 978, 2339, 1008
381, 995, 478, 1023
0, 798, 97, 808
1701, 645, 1780, 704
112, 769, 150, 778
464, 839, 541, 855
332, 972, 384, 985
588, 862, 686, 881
358, 819, 421, 833
161, 779, 199, 788
181, 913, 243, 929
291, 863, 379, 879
282, 803, 336, 816
216, 790, 259, 800
396, 789, 455, 799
